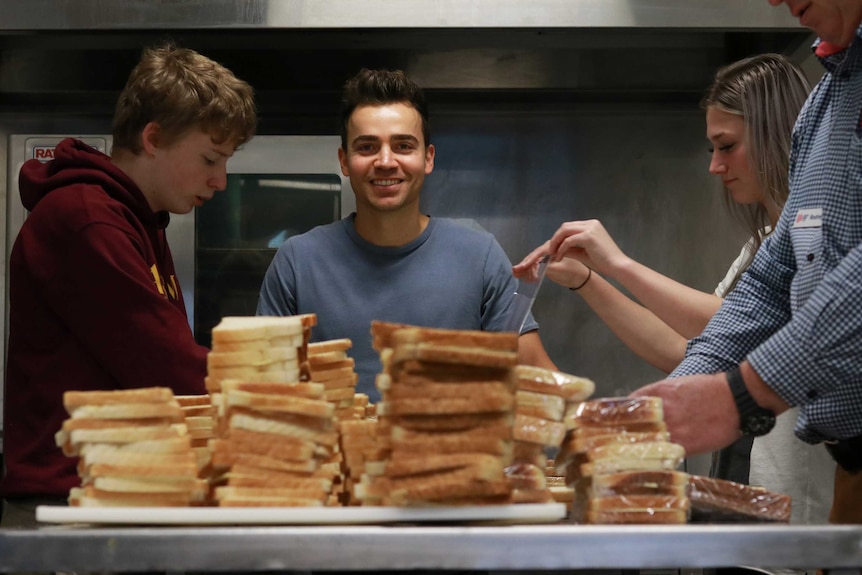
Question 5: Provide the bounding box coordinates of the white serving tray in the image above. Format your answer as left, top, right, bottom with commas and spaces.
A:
36, 502, 567, 526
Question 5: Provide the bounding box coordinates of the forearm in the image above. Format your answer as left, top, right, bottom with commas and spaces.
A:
610, 257, 723, 339
578, 272, 688, 373
672, 237, 794, 379
517, 330, 558, 370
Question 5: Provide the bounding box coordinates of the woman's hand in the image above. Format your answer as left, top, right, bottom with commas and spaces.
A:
546, 256, 591, 290
512, 241, 551, 282
547, 219, 629, 276
514, 240, 592, 290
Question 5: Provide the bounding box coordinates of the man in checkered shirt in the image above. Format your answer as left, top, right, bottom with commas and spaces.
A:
632, 0, 862, 522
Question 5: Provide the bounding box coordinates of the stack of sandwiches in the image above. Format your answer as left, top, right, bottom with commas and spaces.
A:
175, 394, 216, 472
544, 459, 574, 507
204, 315, 338, 507
338, 418, 382, 505
306, 337, 362, 505
556, 396, 689, 524
355, 321, 519, 506
510, 365, 596, 503
307, 338, 359, 414
205, 314, 317, 393
56, 387, 205, 507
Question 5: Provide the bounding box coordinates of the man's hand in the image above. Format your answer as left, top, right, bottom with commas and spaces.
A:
630, 372, 742, 456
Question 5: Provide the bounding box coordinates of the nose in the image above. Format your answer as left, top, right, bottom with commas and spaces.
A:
209, 167, 227, 191
374, 145, 396, 169
709, 151, 726, 175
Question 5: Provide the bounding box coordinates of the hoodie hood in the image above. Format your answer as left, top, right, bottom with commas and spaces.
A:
18, 138, 168, 228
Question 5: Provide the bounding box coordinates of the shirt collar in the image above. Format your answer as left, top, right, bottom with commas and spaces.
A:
813, 22, 862, 74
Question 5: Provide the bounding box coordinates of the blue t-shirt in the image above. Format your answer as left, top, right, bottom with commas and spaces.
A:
258, 214, 537, 401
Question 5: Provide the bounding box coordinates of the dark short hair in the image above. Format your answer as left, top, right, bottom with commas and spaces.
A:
339, 68, 430, 150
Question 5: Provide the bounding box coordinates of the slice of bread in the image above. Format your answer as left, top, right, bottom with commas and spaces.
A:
308, 352, 351, 367
390, 412, 513, 432
220, 380, 324, 399
587, 494, 690, 512
220, 429, 317, 461
217, 496, 323, 507
393, 360, 516, 386
567, 396, 664, 427
513, 413, 566, 447
378, 393, 513, 416
80, 448, 196, 469
310, 365, 356, 383
225, 389, 334, 419
515, 365, 596, 402
207, 347, 298, 368
585, 508, 688, 524
227, 413, 338, 446
210, 450, 319, 474
516, 390, 566, 421
63, 387, 175, 411
586, 440, 685, 463
384, 453, 504, 478
70, 402, 183, 421
211, 316, 304, 343
392, 343, 518, 369
308, 338, 352, 355
379, 322, 519, 351
383, 379, 513, 400
89, 476, 198, 493
213, 485, 328, 500
174, 395, 211, 407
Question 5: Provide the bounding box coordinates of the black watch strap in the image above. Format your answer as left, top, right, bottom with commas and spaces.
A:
727, 365, 776, 437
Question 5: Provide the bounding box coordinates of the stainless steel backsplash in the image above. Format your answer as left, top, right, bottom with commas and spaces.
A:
423, 106, 746, 395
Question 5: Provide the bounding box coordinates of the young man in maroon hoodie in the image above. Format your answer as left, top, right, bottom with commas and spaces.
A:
0, 43, 256, 527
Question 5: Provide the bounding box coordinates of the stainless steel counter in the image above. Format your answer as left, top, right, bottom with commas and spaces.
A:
1, 524, 861, 573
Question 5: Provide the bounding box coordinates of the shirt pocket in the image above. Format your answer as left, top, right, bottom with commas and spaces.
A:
789, 226, 823, 310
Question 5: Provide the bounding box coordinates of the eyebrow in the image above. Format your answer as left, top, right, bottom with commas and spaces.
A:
208, 146, 232, 157
351, 134, 419, 145
707, 131, 733, 142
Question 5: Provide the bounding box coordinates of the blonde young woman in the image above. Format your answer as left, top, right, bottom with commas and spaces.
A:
514, 54, 834, 524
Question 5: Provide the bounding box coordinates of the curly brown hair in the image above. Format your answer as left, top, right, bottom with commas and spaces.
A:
112, 43, 257, 153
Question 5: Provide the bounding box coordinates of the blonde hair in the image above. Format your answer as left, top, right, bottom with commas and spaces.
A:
112, 43, 257, 153
701, 53, 810, 292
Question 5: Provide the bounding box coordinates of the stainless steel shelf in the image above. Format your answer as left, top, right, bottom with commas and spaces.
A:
1, 524, 861, 573
0, 0, 800, 31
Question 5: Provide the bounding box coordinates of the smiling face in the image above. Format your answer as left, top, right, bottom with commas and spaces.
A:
145, 126, 235, 214
767, 0, 862, 46
338, 103, 435, 215
706, 107, 764, 207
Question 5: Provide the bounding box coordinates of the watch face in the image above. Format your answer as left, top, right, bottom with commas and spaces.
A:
743, 414, 776, 437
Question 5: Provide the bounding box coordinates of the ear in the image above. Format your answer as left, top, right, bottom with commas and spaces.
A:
140, 122, 162, 156
424, 144, 435, 175
338, 146, 349, 177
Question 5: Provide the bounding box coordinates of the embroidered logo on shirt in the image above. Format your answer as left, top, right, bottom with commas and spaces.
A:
793, 208, 823, 228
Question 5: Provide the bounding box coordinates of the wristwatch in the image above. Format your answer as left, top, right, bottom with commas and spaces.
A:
727, 365, 776, 436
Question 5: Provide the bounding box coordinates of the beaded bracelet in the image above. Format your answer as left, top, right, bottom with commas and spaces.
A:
569, 267, 592, 291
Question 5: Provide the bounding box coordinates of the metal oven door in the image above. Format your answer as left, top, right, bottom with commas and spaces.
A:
169, 135, 352, 348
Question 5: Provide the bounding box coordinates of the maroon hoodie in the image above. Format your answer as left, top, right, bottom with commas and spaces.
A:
1, 138, 208, 498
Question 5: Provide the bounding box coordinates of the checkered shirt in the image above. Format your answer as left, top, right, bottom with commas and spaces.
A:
672, 24, 862, 444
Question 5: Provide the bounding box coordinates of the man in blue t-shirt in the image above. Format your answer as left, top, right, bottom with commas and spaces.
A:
257, 68, 556, 400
